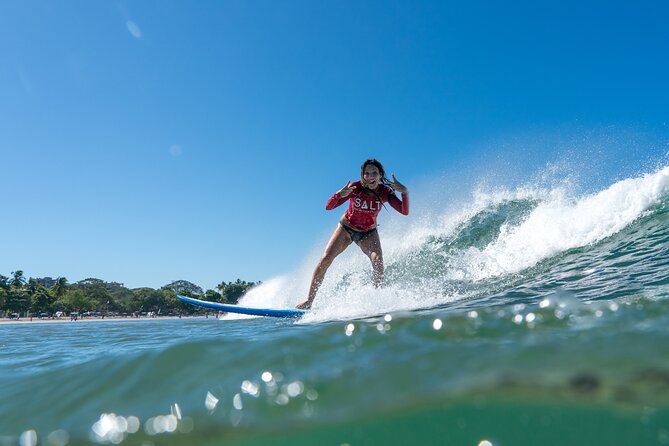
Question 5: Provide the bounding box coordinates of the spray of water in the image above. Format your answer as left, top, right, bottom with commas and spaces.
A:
234, 165, 669, 322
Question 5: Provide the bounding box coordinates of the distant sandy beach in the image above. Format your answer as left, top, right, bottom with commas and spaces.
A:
0, 315, 214, 325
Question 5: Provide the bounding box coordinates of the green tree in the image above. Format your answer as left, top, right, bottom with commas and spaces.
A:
10, 270, 26, 289
26, 278, 40, 295
31, 288, 55, 313
74, 278, 111, 310
160, 290, 183, 313
204, 289, 223, 302
126, 288, 151, 313
161, 280, 203, 297
60, 289, 94, 313
51, 277, 69, 298
0, 274, 9, 312
77, 278, 105, 286
3, 272, 29, 314
128, 288, 179, 314
4, 289, 30, 314
108, 286, 133, 313
218, 279, 256, 304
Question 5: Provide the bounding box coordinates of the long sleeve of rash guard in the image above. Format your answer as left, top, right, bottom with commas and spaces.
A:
386, 191, 409, 215
325, 192, 349, 210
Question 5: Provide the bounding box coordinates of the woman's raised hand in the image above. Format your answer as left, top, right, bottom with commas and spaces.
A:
339, 181, 355, 198
387, 174, 408, 194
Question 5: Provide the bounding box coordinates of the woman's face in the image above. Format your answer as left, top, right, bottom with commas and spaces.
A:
362, 164, 381, 189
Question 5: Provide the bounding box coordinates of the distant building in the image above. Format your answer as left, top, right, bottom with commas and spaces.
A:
34, 277, 56, 288
106, 281, 125, 289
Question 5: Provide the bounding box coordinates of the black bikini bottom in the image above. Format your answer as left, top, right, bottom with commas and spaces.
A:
341, 224, 377, 243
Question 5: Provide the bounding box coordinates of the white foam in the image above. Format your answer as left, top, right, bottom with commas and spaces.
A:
219, 276, 300, 320
455, 166, 669, 280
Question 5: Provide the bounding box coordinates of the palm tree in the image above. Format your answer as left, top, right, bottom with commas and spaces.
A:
52, 277, 69, 298
10, 271, 26, 289
5, 271, 29, 315
0, 275, 8, 312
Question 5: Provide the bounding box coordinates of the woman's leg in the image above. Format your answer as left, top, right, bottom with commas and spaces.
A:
297, 224, 352, 309
357, 229, 384, 287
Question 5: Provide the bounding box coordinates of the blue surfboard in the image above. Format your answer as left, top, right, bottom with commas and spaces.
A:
176, 294, 305, 319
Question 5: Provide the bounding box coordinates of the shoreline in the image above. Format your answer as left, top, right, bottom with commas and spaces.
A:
0, 315, 214, 325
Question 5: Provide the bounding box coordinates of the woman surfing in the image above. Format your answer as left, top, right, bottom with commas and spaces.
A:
297, 159, 409, 309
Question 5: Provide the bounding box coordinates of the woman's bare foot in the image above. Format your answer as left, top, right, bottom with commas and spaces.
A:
296, 300, 312, 310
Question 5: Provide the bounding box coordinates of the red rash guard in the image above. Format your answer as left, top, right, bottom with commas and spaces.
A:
325, 180, 410, 231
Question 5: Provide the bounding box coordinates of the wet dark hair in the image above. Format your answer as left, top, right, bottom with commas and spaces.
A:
360, 158, 387, 183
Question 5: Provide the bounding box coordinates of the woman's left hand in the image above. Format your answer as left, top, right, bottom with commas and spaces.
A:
387, 174, 408, 194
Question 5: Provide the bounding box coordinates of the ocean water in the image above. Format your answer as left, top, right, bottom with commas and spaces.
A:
2, 166, 669, 446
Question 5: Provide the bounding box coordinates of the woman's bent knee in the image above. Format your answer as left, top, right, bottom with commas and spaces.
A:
368, 251, 382, 263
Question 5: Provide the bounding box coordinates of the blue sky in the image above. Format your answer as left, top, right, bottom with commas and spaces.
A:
1, 1, 668, 290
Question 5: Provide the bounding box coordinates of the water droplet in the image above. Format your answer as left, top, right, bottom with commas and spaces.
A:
126, 417, 140, 434
241, 380, 260, 397
145, 414, 178, 435
171, 403, 182, 420
306, 389, 319, 401
205, 391, 219, 411
286, 381, 304, 397
46, 429, 70, 446
233, 393, 243, 410
19, 430, 37, 446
